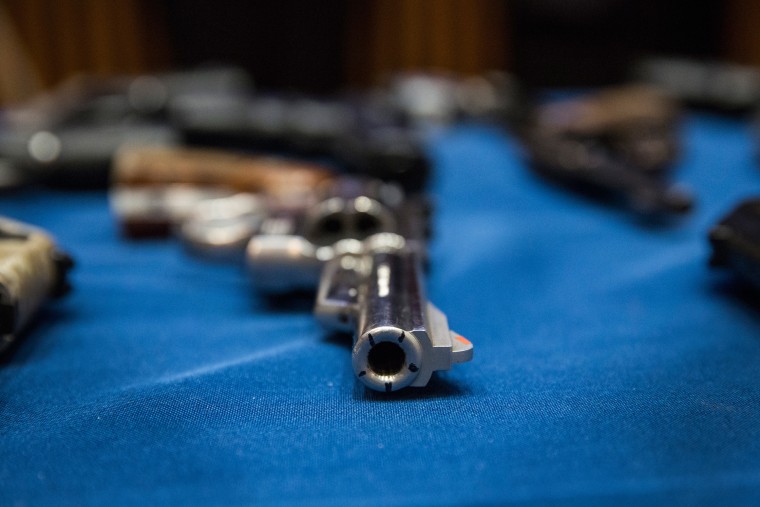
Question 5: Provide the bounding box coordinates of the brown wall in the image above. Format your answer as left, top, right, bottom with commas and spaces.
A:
2, 0, 171, 97
723, 0, 760, 67
346, 0, 510, 86
2, 0, 760, 104
1, 0, 510, 103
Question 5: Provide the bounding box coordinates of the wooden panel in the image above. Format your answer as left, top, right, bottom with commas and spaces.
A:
346, 0, 511, 86
0, 3, 43, 104
429, 0, 455, 70
2, 0, 172, 92
3, 0, 510, 100
723, 0, 760, 66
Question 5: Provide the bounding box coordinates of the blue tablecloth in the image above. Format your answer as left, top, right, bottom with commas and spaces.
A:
2, 116, 760, 506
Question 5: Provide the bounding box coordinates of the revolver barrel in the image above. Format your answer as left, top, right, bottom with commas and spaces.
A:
315, 235, 472, 392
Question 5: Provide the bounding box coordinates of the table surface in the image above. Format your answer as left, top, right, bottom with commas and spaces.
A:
2, 116, 760, 506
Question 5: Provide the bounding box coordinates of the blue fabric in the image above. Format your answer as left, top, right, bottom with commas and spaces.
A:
2, 115, 760, 506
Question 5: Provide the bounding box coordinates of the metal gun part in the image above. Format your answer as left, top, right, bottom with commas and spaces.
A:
314, 233, 472, 392
245, 178, 426, 292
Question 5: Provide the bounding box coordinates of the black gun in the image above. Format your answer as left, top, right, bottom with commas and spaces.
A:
517, 85, 694, 217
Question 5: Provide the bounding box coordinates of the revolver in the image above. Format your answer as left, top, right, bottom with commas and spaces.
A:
187, 176, 473, 392
519, 85, 694, 216
0, 218, 73, 352
110, 145, 336, 239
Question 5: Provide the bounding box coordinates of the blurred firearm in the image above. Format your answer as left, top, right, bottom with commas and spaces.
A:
634, 57, 760, 115
0, 218, 73, 352
110, 145, 335, 239
171, 90, 432, 193
0, 67, 250, 188
2, 68, 518, 193
170, 71, 521, 194
518, 85, 694, 217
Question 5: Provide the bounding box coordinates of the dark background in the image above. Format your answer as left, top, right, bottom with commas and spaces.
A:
511, 0, 725, 86
1, 0, 758, 100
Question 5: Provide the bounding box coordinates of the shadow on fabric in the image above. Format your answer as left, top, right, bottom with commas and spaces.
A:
707, 276, 760, 324
0, 304, 76, 368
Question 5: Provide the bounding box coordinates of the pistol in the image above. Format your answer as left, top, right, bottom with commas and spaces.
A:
520, 86, 694, 216
240, 177, 472, 392
0, 218, 73, 352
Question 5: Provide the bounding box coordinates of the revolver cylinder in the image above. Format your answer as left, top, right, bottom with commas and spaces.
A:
245, 177, 424, 292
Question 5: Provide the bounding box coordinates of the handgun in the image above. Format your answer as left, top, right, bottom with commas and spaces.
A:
171, 71, 522, 194
0, 67, 250, 188
634, 57, 760, 115
519, 85, 694, 216
110, 145, 335, 238
0, 218, 73, 352
382, 70, 522, 127
241, 177, 472, 392
171, 91, 433, 193
137, 170, 472, 391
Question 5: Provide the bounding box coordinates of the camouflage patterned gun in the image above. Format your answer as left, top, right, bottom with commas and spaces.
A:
0, 218, 73, 352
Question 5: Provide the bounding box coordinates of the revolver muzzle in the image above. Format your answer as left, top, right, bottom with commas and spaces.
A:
353, 326, 425, 392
